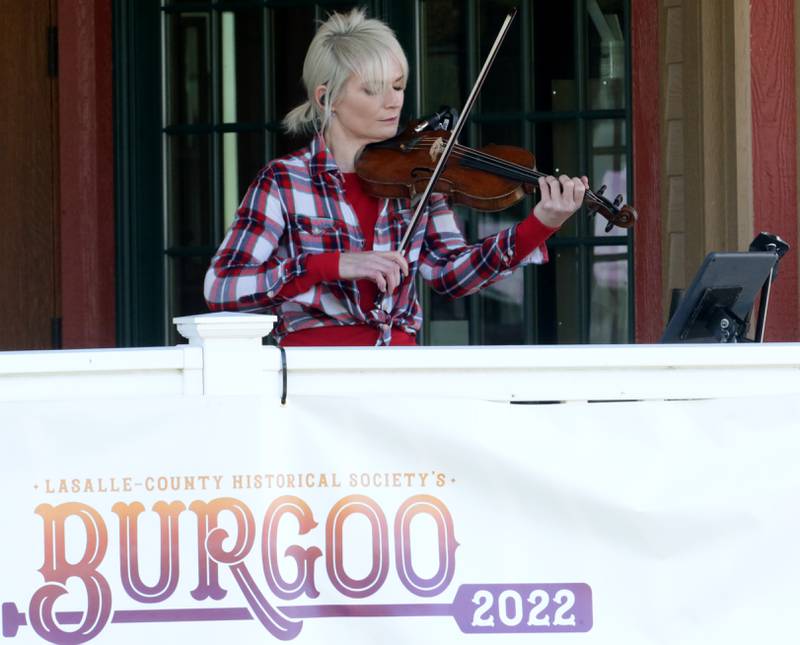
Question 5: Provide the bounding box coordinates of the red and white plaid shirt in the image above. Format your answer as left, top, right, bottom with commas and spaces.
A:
204, 133, 550, 345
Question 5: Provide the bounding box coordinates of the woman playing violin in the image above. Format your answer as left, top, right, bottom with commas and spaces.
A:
204, 8, 588, 346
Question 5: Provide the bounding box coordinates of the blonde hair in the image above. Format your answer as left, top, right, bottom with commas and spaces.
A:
282, 8, 409, 135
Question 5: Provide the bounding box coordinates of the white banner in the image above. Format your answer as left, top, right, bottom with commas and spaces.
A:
2, 392, 800, 644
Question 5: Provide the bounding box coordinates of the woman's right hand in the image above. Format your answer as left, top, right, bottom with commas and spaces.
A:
339, 251, 409, 293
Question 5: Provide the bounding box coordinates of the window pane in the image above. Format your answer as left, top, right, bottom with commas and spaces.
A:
480, 120, 526, 148
219, 9, 265, 125
166, 12, 212, 126
534, 1, 576, 111
479, 0, 522, 113
426, 205, 471, 346
537, 245, 581, 344
168, 254, 212, 344
427, 297, 471, 345
589, 118, 628, 237
481, 269, 524, 344
588, 117, 628, 342
587, 0, 627, 109
222, 130, 267, 229
478, 120, 533, 210
589, 249, 628, 342
271, 6, 316, 156
533, 121, 579, 237
478, 212, 525, 345
167, 134, 214, 248
272, 6, 315, 121
422, 0, 468, 114
320, 3, 363, 15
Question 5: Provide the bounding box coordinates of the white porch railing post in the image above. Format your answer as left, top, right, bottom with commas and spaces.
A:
174, 312, 277, 396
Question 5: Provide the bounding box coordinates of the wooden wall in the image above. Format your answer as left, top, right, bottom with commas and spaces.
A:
0, 0, 59, 350
58, 0, 116, 348
658, 0, 798, 341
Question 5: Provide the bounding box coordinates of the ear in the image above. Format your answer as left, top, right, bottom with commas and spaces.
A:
313, 85, 328, 110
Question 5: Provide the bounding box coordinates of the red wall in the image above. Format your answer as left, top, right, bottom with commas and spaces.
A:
750, 1, 799, 341
632, 0, 662, 343
58, 0, 116, 348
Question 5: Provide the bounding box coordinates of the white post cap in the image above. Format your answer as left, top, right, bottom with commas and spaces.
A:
172, 312, 278, 395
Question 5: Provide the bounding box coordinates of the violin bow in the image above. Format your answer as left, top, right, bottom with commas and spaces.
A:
394, 8, 518, 257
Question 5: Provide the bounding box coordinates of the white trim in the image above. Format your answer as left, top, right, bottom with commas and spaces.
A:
1, 314, 798, 403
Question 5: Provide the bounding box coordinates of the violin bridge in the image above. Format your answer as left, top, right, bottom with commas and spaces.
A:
429, 138, 446, 162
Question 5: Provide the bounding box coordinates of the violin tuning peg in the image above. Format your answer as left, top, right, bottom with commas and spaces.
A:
605, 220, 614, 233
613, 194, 624, 208
595, 184, 607, 196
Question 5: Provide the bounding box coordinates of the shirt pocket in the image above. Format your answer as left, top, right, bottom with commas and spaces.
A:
291, 215, 353, 253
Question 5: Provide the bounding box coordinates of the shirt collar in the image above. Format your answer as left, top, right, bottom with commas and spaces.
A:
308, 132, 340, 178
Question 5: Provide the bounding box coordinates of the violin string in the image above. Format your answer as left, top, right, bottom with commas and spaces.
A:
407, 138, 609, 209
417, 139, 609, 208
397, 136, 633, 225
408, 140, 544, 187
394, 138, 632, 226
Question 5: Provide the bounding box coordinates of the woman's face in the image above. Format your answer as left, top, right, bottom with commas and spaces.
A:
329, 56, 405, 148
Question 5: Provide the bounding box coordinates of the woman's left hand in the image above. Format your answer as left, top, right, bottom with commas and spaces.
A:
532, 175, 589, 229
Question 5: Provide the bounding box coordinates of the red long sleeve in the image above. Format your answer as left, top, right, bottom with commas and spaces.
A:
514, 214, 559, 261
274, 252, 341, 299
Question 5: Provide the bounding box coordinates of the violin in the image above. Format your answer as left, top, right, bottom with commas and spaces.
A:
355, 117, 638, 232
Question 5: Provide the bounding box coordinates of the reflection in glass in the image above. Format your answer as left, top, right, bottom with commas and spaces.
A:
166, 13, 211, 126
167, 135, 213, 249
588, 116, 628, 342
589, 118, 627, 237
589, 251, 628, 343
587, 0, 626, 109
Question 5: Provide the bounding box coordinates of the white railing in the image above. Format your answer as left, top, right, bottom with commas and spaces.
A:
1, 312, 799, 402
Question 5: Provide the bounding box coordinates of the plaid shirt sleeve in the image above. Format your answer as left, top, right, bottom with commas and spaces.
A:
418, 194, 552, 298
204, 168, 314, 312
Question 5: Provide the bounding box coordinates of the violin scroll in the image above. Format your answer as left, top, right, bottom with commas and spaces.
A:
584, 184, 638, 232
